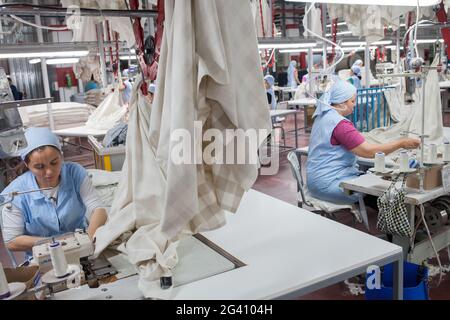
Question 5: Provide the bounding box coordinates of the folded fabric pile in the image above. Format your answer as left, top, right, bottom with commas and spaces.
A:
18, 102, 95, 130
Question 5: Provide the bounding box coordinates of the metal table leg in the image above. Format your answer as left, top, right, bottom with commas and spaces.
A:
393, 256, 404, 300
294, 112, 298, 149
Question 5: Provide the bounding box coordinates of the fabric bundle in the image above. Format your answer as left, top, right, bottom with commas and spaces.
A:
94, 0, 271, 299
18, 102, 94, 130
85, 88, 127, 131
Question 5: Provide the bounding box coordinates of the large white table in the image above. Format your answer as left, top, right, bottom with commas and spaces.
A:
340, 174, 449, 264
53, 189, 404, 300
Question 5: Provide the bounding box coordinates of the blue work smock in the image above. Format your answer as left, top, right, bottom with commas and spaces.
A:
267, 87, 277, 111
2, 162, 88, 239
306, 102, 360, 204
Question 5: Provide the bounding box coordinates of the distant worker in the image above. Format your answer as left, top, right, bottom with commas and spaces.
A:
287, 60, 300, 89
348, 65, 362, 90
264, 74, 277, 110
8, 77, 23, 101
85, 75, 99, 92
147, 83, 156, 104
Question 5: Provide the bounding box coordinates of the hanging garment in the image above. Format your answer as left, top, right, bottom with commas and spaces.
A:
250, 0, 272, 38
364, 56, 444, 148
73, 54, 102, 84
85, 88, 127, 131
93, 0, 271, 299
303, 4, 322, 38
327, 5, 412, 43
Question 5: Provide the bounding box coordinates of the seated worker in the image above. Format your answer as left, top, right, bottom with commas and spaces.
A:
8, 77, 23, 101
306, 81, 420, 204
1, 127, 108, 256
84, 75, 99, 92
348, 65, 362, 90
264, 74, 277, 110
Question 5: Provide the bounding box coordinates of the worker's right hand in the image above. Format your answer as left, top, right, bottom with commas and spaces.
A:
401, 137, 421, 149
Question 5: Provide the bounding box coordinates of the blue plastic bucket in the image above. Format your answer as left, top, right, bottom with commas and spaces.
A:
365, 261, 429, 300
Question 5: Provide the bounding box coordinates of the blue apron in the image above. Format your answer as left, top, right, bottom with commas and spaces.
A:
267, 87, 277, 110
306, 101, 360, 204
2, 162, 88, 239
349, 75, 362, 90
287, 65, 298, 89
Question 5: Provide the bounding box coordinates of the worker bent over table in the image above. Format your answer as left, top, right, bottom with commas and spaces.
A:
1, 127, 108, 258
306, 81, 421, 204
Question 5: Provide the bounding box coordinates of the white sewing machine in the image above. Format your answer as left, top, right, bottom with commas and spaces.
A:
32, 230, 94, 274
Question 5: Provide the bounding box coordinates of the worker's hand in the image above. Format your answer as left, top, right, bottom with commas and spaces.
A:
401, 137, 421, 149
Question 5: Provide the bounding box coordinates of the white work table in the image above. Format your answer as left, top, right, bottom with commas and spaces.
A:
53, 189, 403, 300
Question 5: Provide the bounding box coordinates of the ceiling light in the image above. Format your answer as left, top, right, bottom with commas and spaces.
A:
120, 55, 138, 60
286, 0, 440, 6
414, 39, 444, 44
29, 59, 41, 64
341, 41, 366, 46
45, 58, 80, 65
326, 22, 347, 28
371, 40, 393, 45
258, 43, 317, 49
0, 50, 89, 59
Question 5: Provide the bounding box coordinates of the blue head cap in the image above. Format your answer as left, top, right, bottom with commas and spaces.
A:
351, 65, 361, 76
20, 127, 62, 161
264, 74, 275, 87
149, 83, 156, 94
329, 81, 357, 105
352, 59, 363, 68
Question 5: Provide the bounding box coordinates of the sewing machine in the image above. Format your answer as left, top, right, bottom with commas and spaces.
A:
32, 230, 94, 275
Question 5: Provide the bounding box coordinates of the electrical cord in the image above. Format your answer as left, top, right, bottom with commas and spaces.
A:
9, 14, 68, 31
304, 2, 345, 75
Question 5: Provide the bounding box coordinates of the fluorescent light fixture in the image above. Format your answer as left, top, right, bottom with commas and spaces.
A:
29, 58, 41, 64
341, 41, 366, 46
286, 0, 440, 6
258, 43, 317, 49
325, 31, 353, 37
0, 50, 89, 59
386, 45, 405, 50
120, 55, 138, 60
279, 49, 308, 53
326, 22, 347, 28
46, 58, 80, 65
371, 40, 393, 45
414, 39, 444, 44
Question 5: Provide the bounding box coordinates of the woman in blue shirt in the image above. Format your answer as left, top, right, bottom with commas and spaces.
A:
1, 127, 108, 254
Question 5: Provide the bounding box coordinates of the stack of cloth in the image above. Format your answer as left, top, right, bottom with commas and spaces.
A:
85, 89, 107, 107
18, 102, 95, 130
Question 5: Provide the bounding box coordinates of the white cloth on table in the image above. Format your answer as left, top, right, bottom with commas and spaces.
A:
18, 102, 94, 130
1, 176, 105, 243
93, 0, 271, 299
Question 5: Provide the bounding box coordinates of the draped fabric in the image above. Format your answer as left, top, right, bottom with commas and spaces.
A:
93, 0, 271, 299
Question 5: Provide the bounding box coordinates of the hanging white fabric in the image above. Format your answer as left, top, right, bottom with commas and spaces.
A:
327, 5, 414, 43
93, 0, 271, 299
302, 5, 322, 38
364, 56, 443, 148
85, 87, 127, 131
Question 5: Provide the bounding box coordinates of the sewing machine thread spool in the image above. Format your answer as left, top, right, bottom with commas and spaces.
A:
48, 241, 69, 278
444, 143, 450, 162
399, 151, 409, 172
0, 262, 11, 300
428, 144, 438, 163
374, 152, 386, 172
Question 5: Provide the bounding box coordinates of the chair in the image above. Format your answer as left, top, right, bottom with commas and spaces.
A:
287, 150, 362, 225
271, 101, 288, 146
